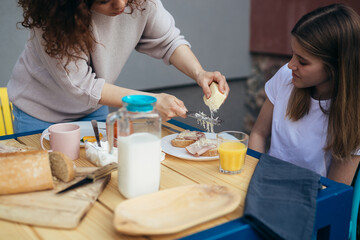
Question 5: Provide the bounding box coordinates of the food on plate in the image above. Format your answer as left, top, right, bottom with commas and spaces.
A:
170, 130, 205, 148
49, 151, 75, 182
203, 82, 226, 112
0, 150, 54, 195
185, 138, 218, 157
81, 133, 103, 143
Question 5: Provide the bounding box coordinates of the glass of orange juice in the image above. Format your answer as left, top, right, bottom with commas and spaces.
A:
217, 131, 249, 174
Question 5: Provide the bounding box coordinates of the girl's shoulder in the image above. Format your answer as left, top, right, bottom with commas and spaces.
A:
266, 63, 293, 91
271, 64, 292, 85
265, 63, 293, 103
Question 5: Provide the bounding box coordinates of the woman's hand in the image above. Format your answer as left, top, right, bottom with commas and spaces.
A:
154, 93, 187, 121
195, 70, 229, 99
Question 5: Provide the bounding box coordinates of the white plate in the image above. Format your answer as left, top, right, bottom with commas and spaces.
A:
161, 133, 218, 161
42, 121, 107, 147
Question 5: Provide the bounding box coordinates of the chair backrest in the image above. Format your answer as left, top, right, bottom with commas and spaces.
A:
0, 88, 14, 136
350, 166, 360, 240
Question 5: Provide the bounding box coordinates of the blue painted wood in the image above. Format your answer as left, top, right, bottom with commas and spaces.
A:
315, 178, 353, 240
0, 129, 44, 141
0, 120, 106, 141
181, 218, 262, 240
167, 119, 203, 132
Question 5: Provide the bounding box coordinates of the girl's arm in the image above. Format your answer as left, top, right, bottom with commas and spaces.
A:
248, 98, 274, 153
169, 45, 230, 99
99, 83, 187, 121
327, 155, 360, 185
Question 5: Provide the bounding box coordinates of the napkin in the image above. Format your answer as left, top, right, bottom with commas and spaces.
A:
243, 154, 322, 240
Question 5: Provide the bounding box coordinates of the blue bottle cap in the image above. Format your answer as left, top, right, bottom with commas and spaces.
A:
122, 95, 157, 112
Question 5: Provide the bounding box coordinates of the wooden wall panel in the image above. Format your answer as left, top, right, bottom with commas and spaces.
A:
250, 0, 360, 55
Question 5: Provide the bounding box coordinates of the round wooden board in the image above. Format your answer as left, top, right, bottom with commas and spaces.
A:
113, 184, 241, 235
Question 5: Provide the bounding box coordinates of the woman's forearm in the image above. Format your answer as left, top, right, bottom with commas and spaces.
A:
169, 44, 229, 98
327, 155, 360, 185
99, 83, 187, 120
99, 83, 155, 107
248, 132, 267, 153
169, 44, 204, 82
248, 98, 273, 153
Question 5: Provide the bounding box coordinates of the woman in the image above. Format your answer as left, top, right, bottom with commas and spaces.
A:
8, 0, 229, 132
249, 4, 360, 185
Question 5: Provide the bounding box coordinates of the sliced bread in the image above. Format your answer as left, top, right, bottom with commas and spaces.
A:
185, 138, 218, 157
171, 130, 205, 148
49, 152, 75, 182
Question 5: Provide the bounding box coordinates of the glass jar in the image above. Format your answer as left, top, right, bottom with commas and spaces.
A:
107, 95, 162, 198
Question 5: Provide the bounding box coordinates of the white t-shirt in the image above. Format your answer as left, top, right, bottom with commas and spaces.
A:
265, 64, 331, 176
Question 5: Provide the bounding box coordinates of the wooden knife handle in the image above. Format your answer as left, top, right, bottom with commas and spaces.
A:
88, 162, 118, 182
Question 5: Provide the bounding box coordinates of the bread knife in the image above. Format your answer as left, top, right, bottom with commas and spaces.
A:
56, 162, 118, 194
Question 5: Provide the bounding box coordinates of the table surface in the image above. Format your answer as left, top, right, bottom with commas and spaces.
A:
0, 121, 261, 240
0, 120, 354, 240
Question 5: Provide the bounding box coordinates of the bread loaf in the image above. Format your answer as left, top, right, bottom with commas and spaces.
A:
0, 150, 54, 195
203, 82, 226, 112
49, 152, 75, 182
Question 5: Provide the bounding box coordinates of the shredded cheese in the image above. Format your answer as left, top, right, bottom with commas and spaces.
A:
194, 111, 216, 133
178, 130, 200, 138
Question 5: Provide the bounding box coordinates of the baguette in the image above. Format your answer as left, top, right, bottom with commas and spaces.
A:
171, 130, 205, 148
49, 151, 75, 182
0, 150, 54, 195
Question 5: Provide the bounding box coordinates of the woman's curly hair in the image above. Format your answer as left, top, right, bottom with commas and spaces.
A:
17, 0, 146, 66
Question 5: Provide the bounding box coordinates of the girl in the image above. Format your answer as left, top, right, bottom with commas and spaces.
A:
249, 4, 360, 185
8, 0, 229, 132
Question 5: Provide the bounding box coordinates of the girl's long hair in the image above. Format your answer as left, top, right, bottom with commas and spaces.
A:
287, 4, 360, 161
17, 0, 146, 66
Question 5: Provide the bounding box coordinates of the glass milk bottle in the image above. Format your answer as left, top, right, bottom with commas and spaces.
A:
107, 95, 162, 199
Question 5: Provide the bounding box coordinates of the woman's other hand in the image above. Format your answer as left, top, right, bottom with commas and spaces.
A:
154, 93, 187, 121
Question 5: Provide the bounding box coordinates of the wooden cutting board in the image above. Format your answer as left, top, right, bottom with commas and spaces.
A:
114, 184, 241, 235
0, 168, 110, 229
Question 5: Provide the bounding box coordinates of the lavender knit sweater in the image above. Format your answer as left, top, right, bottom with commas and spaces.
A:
7, 0, 189, 122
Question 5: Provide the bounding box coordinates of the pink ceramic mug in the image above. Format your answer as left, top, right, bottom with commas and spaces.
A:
40, 123, 81, 160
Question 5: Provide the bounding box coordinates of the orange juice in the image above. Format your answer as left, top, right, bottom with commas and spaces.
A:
218, 141, 247, 172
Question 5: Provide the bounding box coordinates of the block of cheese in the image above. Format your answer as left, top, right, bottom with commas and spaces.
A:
0, 150, 54, 195
203, 82, 226, 112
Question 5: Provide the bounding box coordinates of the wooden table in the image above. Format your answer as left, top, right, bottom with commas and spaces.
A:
0, 120, 354, 240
